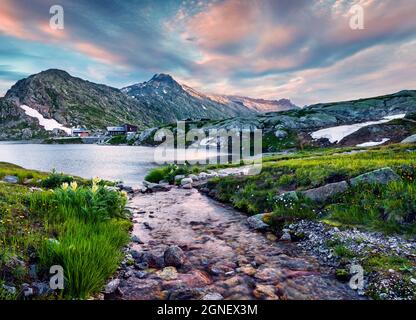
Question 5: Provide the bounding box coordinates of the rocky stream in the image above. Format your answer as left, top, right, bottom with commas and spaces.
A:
106, 187, 360, 300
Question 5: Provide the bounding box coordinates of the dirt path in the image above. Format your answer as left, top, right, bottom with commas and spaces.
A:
116, 187, 359, 300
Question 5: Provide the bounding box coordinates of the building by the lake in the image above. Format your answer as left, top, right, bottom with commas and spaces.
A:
71, 127, 90, 137
106, 124, 138, 136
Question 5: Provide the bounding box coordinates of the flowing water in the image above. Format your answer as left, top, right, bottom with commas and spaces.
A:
0, 142, 360, 299
119, 188, 359, 300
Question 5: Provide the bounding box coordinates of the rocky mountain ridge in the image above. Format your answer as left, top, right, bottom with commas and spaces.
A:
0, 70, 296, 140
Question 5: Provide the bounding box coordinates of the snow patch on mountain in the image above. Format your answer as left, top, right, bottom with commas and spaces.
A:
19, 105, 71, 134
356, 138, 390, 147
311, 114, 406, 143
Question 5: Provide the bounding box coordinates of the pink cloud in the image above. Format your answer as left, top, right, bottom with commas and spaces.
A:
329, 0, 416, 44
37, 22, 68, 40
186, 0, 260, 51
0, 0, 38, 40
255, 25, 297, 55
74, 42, 123, 65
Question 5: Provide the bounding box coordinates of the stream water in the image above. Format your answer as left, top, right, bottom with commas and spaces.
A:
118, 188, 359, 300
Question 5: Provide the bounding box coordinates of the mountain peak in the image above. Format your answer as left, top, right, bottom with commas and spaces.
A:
150, 73, 176, 83
37, 69, 71, 78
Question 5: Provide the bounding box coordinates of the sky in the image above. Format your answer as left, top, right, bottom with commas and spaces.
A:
0, 0, 415, 106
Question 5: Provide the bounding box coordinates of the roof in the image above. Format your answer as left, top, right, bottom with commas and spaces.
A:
72, 128, 89, 132
106, 126, 126, 131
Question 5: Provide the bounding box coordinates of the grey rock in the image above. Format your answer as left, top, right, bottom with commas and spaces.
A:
105, 279, 120, 294
280, 232, 292, 241
181, 177, 193, 186
123, 270, 134, 279
247, 214, 269, 230
350, 167, 401, 186
174, 175, 186, 182
29, 264, 37, 279
188, 174, 199, 181
302, 181, 349, 202
144, 181, 171, 192
401, 134, 416, 144
32, 282, 52, 296
278, 191, 299, 202
198, 172, 208, 180
135, 262, 149, 270
139, 252, 165, 269
130, 250, 141, 260
3, 175, 18, 184
164, 245, 185, 267
22, 283, 33, 297
274, 130, 288, 139
143, 222, 153, 230
182, 183, 193, 189
135, 271, 148, 279
2, 284, 16, 295
201, 292, 224, 300
131, 235, 144, 244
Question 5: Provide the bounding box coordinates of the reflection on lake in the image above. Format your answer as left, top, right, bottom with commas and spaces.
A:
0, 143, 221, 187
0, 143, 157, 186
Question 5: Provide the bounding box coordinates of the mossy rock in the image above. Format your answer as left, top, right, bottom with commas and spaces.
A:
335, 268, 350, 282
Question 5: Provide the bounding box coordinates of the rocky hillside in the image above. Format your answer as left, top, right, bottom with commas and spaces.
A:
3, 69, 159, 133
207, 95, 298, 113
121, 74, 254, 122
135, 90, 416, 151
1, 70, 297, 140
0, 98, 51, 140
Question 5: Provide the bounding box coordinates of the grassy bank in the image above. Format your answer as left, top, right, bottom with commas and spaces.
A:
145, 144, 416, 299
0, 163, 130, 299
204, 144, 416, 234
145, 144, 416, 234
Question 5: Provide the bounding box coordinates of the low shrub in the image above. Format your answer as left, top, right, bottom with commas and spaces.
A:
29, 180, 129, 298
41, 170, 74, 189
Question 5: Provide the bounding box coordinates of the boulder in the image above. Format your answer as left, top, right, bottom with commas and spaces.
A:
401, 134, 416, 144
174, 175, 186, 182
131, 235, 144, 244
280, 231, 292, 241
274, 130, 288, 139
350, 167, 401, 186
180, 178, 193, 186
2, 175, 18, 184
198, 172, 208, 180
138, 252, 165, 269
105, 279, 120, 294
156, 267, 178, 280
277, 191, 299, 202
164, 245, 185, 267
22, 283, 33, 298
252, 284, 278, 299
32, 282, 53, 296
247, 214, 269, 230
188, 174, 199, 181
201, 292, 224, 300
142, 181, 171, 192
302, 181, 349, 202
182, 183, 192, 189
116, 183, 134, 193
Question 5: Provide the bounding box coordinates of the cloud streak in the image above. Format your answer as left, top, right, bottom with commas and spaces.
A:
0, 0, 415, 104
